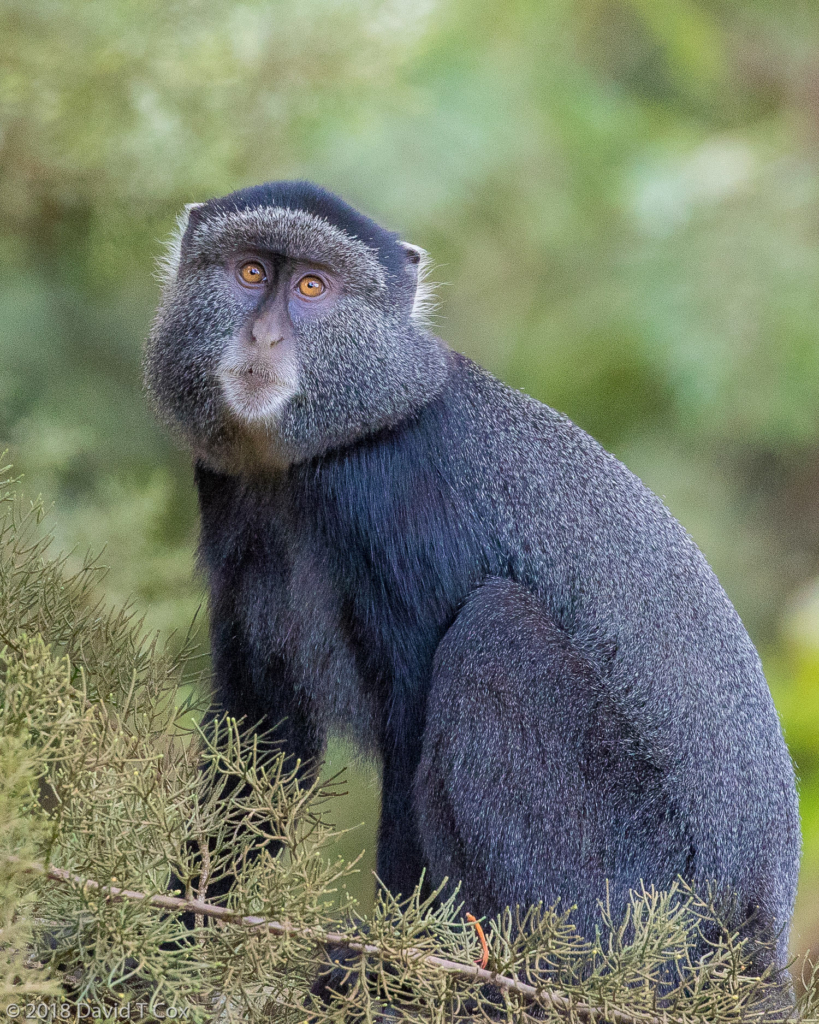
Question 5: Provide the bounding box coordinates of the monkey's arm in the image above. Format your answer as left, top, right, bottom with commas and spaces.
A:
413, 577, 695, 939
195, 462, 325, 769
208, 606, 324, 768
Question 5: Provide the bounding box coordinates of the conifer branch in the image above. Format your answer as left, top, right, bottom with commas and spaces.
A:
7, 855, 655, 1023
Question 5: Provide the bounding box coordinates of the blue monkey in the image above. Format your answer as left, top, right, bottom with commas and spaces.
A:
145, 180, 800, 970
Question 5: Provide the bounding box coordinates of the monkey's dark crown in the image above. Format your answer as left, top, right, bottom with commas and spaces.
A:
184, 180, 409, 281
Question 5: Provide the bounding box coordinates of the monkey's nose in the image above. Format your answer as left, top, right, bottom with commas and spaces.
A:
249, 335, 284, 352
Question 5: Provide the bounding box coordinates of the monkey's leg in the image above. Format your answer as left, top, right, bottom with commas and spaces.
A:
414, 577, 695, 939
308, 743, 431, 1013
376, 742, 430, 900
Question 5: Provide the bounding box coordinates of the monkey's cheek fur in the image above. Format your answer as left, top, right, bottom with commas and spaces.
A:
217, 358, 300, 425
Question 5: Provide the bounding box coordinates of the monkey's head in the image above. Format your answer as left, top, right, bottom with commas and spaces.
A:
144, 181, 448, 473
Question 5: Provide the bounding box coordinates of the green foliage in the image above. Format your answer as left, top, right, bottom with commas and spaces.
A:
0, 473, 357, 1018
0, 736, 63, 1005
1, 477, 818, 1021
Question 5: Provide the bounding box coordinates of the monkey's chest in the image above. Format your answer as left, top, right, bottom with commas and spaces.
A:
304, 533, 465, 743
244, 530, 449, 747
224, 466, 481, 745
226, 535, 387, 748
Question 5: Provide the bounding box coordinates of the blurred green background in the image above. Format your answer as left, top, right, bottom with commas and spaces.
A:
2, 0, 818, 961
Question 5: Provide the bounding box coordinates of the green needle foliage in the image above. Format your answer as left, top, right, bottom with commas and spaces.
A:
0, 468, 818, 1022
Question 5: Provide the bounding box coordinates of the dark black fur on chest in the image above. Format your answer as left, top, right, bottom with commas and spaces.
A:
196, 393, 488, 756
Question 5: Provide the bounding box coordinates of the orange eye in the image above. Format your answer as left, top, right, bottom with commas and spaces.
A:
239, 261, 266, 285
297, 275, 325, 297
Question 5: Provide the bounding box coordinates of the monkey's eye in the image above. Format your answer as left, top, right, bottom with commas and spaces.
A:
296, 275, 325, 298
238, 261, 267, 286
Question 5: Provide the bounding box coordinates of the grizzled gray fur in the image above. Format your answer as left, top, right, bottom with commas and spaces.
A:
145, 180, 801, 971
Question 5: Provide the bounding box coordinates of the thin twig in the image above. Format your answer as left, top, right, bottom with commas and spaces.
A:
6, 856, 660, 1023
194, 830, 211, 933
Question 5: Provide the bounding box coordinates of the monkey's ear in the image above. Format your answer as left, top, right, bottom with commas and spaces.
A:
156, 202, 206, 287
399, 241, 437, 324
400, 241, 426, 267
181, 202, 207, 239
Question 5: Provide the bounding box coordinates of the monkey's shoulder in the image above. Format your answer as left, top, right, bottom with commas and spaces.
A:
437, 354, 681, 534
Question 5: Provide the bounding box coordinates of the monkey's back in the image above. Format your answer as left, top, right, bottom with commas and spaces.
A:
427, 354, 799, 937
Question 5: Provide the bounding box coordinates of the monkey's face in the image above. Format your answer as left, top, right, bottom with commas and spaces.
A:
215, 254, 336, 426
145, 190, 448, 473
